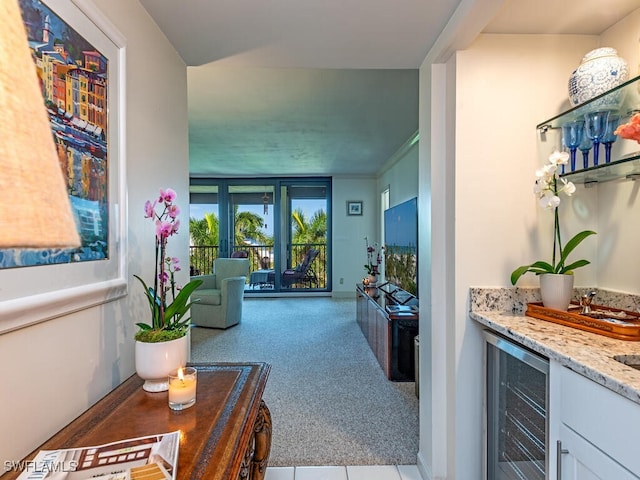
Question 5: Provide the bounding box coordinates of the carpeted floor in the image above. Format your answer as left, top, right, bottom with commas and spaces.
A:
190, 296, 419, 467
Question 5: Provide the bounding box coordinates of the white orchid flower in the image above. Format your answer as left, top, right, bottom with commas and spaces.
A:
512, 149, 596, 287
549, 150, 570, 166
559, 178, 576, 196
538, 190, 560, 209
543, 162, 558, 176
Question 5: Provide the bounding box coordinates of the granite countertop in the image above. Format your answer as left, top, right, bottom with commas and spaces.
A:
470, 287, 640, 405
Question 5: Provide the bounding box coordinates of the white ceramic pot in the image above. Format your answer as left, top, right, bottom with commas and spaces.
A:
539, 273, 575, 311
367, 274, 378, 285
135, 335, 188, 392
568, 47, 628, 108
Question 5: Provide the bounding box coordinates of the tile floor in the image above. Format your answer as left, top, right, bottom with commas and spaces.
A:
265, 465, 421, 480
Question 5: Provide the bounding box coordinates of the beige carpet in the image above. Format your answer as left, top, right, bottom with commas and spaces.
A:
190, 296, 419, 466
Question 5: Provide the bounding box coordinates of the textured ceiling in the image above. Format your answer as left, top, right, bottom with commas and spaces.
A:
187, 67, 419, 177
138, 0, 640, 178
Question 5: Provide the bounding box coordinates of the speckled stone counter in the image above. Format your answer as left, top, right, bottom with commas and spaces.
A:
470, 287, 640, 405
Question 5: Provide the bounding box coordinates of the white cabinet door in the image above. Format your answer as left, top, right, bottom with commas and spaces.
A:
559, 425, 639, 480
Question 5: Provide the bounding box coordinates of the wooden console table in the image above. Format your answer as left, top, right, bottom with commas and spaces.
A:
3, 363, 271, 480
356, 284, 418, 381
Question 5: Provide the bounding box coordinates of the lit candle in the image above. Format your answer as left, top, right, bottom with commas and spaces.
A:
168, 367, 197, 410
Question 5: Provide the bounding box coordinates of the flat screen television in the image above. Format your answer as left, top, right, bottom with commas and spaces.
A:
384, 197, 418, 297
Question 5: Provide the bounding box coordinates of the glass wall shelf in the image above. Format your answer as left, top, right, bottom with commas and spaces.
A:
536, 75, 640, 184
560, 152, 640, 185
537, 75, 640, 130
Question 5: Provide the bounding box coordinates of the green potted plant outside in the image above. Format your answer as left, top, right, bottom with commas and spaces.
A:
134, 188, 202, 391
510, 151, 596, 310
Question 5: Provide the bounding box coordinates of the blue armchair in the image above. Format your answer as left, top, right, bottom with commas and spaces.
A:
190, 258, 250, 329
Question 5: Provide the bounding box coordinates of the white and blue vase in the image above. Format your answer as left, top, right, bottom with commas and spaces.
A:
568, 47, 628, 108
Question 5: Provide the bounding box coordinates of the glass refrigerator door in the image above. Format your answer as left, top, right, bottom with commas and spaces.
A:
487, 333, 549, 480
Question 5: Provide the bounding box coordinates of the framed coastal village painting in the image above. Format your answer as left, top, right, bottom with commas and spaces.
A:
0, 0, 127, 333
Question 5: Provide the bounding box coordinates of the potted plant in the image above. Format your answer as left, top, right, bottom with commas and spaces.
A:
364, 236, 383, 285
134, 188, 202, 392
510, 151, 596, 311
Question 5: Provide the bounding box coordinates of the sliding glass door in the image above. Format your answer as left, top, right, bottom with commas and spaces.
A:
190, 178, 331, 293
280, 181, 329, 290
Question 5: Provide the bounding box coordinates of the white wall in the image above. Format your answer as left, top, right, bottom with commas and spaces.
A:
597, 8, 640, 293
378, 142, 419, 208
452, 33, 600, 479
0, 0, 189, 465
331, 144, 419, 297
331, 177, 377, 296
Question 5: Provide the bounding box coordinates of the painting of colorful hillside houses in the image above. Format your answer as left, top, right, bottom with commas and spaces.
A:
0, 0, 109, 269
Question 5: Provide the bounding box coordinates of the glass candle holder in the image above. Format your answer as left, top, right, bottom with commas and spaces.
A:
168, 367, 197, 410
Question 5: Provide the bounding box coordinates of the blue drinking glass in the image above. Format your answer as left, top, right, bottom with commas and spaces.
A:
561, 120, 584, 172
584, 110, 610, 166
578, 135, 592, 169
602, 114, 620, 164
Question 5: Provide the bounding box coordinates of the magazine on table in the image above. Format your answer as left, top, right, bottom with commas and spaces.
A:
385, 304, 418, 314
10, 431, 180, 480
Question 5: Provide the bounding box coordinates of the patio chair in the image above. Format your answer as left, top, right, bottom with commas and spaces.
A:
190, 258, 250, 329
282, 248, 319, 288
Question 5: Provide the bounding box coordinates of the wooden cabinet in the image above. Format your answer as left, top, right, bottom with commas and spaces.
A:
356, 284, 418, 381
551, 364, 640, 479
3, 363, 272, 480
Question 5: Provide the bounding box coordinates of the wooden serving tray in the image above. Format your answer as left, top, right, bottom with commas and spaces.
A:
526, 302, 640, 341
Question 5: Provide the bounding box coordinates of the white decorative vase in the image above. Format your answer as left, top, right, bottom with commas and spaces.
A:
135, 335, 188, 392
539, 274, 574, 311
568, 47, 628, 108
368, 274, 378, 285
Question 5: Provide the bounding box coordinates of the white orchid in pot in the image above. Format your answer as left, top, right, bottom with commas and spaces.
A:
510, 151, 596, 310
134, 188, 202, 391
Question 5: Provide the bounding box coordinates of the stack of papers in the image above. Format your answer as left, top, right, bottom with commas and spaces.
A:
11, 431, 180, 480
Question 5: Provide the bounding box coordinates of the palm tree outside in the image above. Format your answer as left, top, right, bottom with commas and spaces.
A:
189, 205, 327, 288
290, 208, 327, 287
189, 208, 273, 274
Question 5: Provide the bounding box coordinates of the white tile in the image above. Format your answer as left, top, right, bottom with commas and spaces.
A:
346, 465, 401, 480
397, 465, 421, 480
266, 466, 295, 480
295, 466, 348, 480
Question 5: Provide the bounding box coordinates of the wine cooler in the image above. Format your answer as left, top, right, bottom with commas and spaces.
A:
485, 331, 550, 480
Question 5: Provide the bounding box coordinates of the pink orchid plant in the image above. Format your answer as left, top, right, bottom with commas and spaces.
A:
364, 236, 383, 276
134, 188, 202, 342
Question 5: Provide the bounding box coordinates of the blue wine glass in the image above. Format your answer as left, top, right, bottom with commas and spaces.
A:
584, 110, 610, 166
578, 135, 592, 169
561, 120, 584, 172
602, 114, 620, 164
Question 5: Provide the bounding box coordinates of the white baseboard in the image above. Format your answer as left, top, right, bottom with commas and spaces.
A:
417, 450, 432, 479
331, 290, 356, 299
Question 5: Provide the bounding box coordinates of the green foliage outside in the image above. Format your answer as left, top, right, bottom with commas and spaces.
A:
189, 207, 273, 274
290, 208, 327, 287
189, 207, 328, 287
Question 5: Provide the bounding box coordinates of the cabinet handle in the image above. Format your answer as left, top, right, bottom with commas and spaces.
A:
556, 440, 569, 480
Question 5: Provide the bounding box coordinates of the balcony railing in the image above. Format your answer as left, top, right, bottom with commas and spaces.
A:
189, 243, 327, 289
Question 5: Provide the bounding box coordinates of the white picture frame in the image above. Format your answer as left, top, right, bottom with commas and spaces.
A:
0, 0, 128, 334
347, 201, 363, 216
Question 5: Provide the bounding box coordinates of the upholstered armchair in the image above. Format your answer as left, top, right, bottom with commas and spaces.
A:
190, 258, 250, 329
